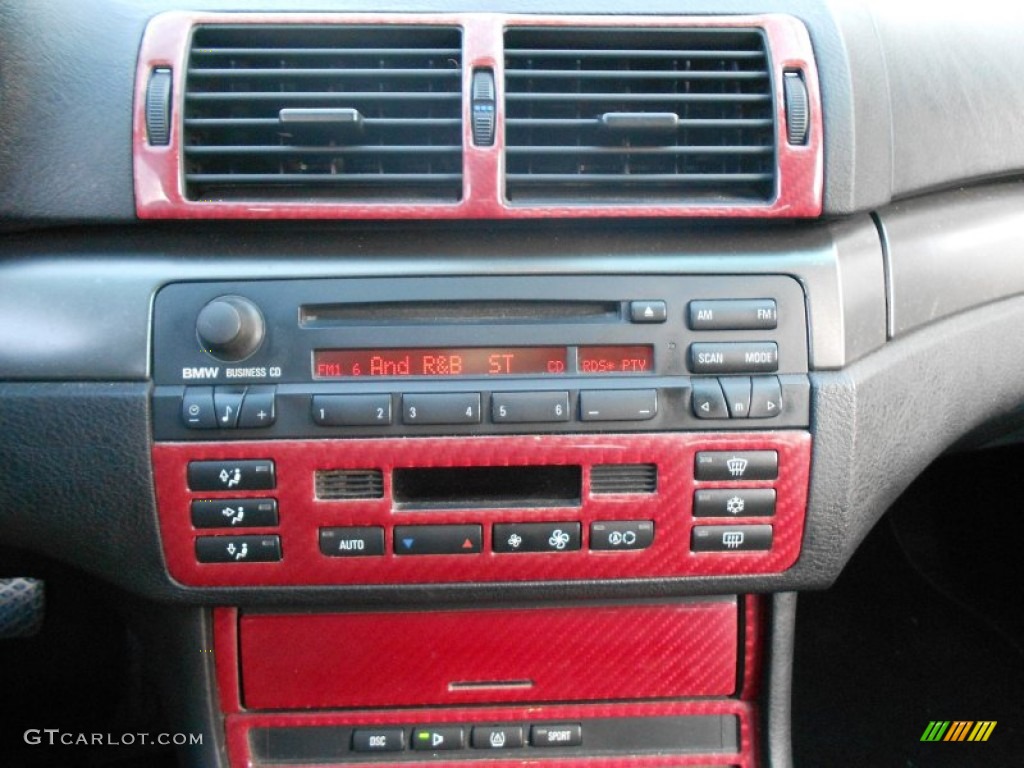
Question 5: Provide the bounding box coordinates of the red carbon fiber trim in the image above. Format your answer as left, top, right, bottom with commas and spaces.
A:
227, 702, 758, 768
239, 601, 738, 709
153, 432, 811, 587
134, 12, 822, 220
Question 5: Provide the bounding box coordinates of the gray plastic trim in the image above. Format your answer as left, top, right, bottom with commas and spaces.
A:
867, 1, 1024, 200
878, 182, 1024, 338
0, 218, 886, 381
764, 592, 796, 768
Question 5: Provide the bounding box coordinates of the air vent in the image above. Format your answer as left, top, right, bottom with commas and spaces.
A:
591, 464, 658, 494
504, 27, 776, 205
183, 25, 463, 203
315, 469, 384, 500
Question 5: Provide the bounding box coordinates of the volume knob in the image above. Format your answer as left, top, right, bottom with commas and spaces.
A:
196, 296, 265, 361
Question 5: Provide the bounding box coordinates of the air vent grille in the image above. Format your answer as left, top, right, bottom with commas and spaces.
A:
184, 25, 463, 203
315, 469, 385, 500
591, 464, 658, 495
504, 27, 776, 205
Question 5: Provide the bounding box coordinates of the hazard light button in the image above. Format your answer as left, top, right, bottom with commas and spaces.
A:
393, 525, 482, 555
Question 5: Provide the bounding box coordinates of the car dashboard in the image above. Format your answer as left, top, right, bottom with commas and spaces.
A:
2, 1, 1024, 766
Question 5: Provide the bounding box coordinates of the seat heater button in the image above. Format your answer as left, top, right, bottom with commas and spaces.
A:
195, 535, 281, 563
352, 729, 405, 753
191, 498, 278, 528
531, 724, 582, 747
188, 460, 276, 491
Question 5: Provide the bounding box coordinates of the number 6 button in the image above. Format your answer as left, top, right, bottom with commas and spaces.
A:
492, 392, 570, 423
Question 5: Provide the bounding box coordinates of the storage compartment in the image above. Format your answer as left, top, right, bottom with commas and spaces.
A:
238, 600, 739, 710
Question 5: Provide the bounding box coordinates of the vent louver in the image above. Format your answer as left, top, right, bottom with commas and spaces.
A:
504, 27, 776, 205
315, 469, 385, 500
591, 464, 658, 495
183, 25, 463, 203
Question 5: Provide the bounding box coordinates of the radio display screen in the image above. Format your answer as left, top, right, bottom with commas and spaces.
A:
313, 345, 655, 378
314, 347, 569, 378
578, 345, 654, 374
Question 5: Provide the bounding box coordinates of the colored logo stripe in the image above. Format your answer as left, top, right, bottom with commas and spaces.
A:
921, 720, 996, 742
921, 721, 950, 742
968, 721, 997, 742
944, 721, 973, 741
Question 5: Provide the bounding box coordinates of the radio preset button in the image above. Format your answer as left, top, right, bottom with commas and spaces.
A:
694, 451, 778, 482
238, 385, 277, 428
394, 525, 482, 555
493, 523, 581, 553
319, 527, 385, 557
688, 299, 778, 330
312, 394, 392, 426
213, 386, 245, 428
491, 392, 570, 423
749, 375, 783, 418
191, 498, 278, 528
691, 378, 729, 419
719, 376, 752, 418
579, 389, 657, 422
629, 300, 667, 324
195, 535, 281, 563
589, 520, 654, 550
688, 342, 779, 375
188, 460, 276, 491
182, 387, 217, 429
691, 524, 773, 552
402, 393, 481, 425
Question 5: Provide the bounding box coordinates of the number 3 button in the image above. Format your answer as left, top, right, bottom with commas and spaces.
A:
402, 393, 481, 425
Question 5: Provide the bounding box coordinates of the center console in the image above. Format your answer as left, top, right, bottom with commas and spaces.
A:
150, 274, 811, 766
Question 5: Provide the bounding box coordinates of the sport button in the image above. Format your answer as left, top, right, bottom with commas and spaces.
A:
531, 724, 582, 747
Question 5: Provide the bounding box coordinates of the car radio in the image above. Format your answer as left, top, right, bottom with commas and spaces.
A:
150, 275, 812, 587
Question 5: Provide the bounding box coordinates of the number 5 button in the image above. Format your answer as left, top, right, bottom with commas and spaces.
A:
492, 392, 570, 423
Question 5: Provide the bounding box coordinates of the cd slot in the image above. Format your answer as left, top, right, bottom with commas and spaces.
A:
300, 300, 622, 327
393, 465, 582, 510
